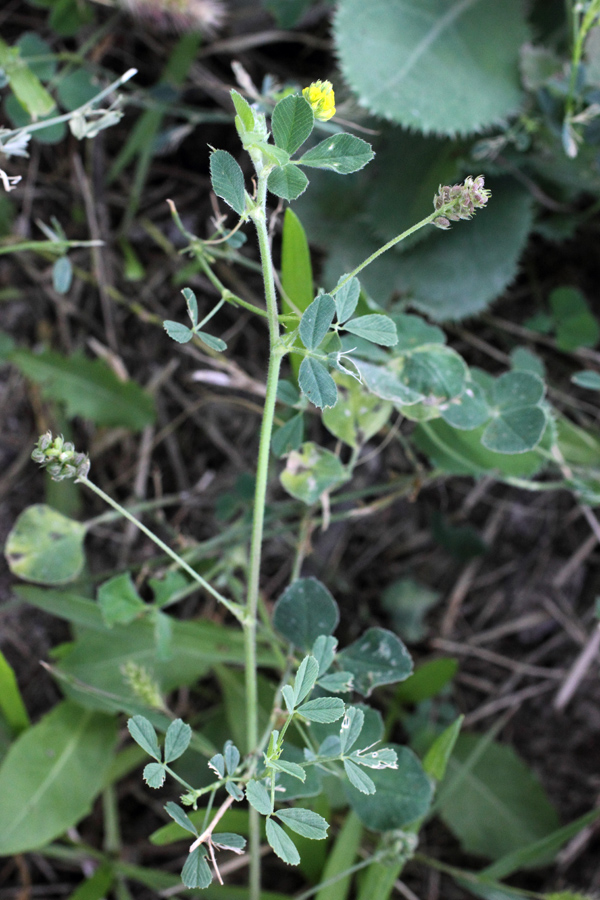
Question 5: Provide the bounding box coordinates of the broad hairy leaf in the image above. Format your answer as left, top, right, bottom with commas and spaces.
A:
209, 149, 246, 215
11, 349, 156, 430
437, 734, 560, 861
333, 0, 528, 136
0, 701, 117, 854
336, 627, 413, 696
98, 573, 146, 627
6, 504, 86, 584
271, 94, 314, 154
273, 577, 340, 648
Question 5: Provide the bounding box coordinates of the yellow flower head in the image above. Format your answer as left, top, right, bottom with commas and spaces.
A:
302, 80, 336, 122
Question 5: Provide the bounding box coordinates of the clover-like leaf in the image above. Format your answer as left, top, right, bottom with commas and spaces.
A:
210, 149, 246, 215
164, 719, 192, 763
128, 716, 161, 760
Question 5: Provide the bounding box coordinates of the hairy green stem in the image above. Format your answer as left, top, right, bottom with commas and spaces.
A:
244, 171, 285, 900
77, 476, 243, 621
331, 209, 441, 297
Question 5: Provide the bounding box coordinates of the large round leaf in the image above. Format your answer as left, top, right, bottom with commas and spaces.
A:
334, 0, 529, 136
5, 504, 86, 584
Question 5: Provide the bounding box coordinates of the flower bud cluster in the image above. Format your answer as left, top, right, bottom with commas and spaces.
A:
31, 431, 90, 481
302, 80, 336, 122
432, 175, 490, 229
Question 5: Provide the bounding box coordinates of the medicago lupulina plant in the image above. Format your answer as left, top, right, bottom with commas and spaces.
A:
28, 81, 494, 895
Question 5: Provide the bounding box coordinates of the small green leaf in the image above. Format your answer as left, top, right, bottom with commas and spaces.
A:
482, 371, 547, 454
438, 734, 560, 861
273, 577, 340, 648
268, 165, 309, 201
209, 753, 225, 777
143, 762, 166, 788
272, 413, 304, 458
224, 740, 240, 775
52, 256, 73, 294
297, 697, 346, 723
312, 634, 337, 675
196, 331, 227, 352
549, 286, 600, 352
340, 706, 364, 755
354, 359, 423, 406
98, 573, 146, 627
271, 759, 306, 782
271, 94, 314, 154
12, 349, 156, 430
246, 779, 272, 816
344, 758, 376, 794
351, 746, 398, 769
300, 294, 336, 350
226, 781, 245, 801
181, 846, 213, 889
299, 133, 374, 174
334, 275, 360, 323
182, 287, 198, 326
266, 817, 301, 865
5, 504, 86, 585
423, 715, 464, 781
127, 716, 161, 760
212, 832, 247, 851
0, 702, 116, 855
0, 36, 55, 118
336, 627, 413, 696
231, 89, 255, 132
298, 358, 338, 409
440, 381, 490, 431
165, 801, 198, 836
163, 320, 194, 343
276, 808, 328, 840
209, 149, 246, 215
17, 33, 56, 82
293, 655, 320, 706
343, 315, 398, 347
280, 441, 347, 504
164, 719, 192, 763
346, 745, 433, 829
0, 650, 30, 735
323, 372, 392, 448
572, 370, 600, 390
281, 684, 295, 713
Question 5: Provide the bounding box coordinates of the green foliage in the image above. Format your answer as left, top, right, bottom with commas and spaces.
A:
209, 150, 247, 215
346, 745, 433, 829
0, 701, 117, 854
437, 734, 560, 861
280, 442, 348, 501
0, 650, 30, 735
5, 504, 86, 584
334, 0, 528, 136
548, 286, 600, 351
273, 578, 339, 648
10, 348, 156, 430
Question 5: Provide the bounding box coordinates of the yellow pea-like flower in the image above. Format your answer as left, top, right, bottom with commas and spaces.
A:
302, 80, 336, 122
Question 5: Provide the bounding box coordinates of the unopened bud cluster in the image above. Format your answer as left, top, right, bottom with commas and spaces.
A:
432, 175, 491, 229
31, 431, 90, 481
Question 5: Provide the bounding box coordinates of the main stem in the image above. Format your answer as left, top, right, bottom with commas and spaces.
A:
246, 171, 284, 900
